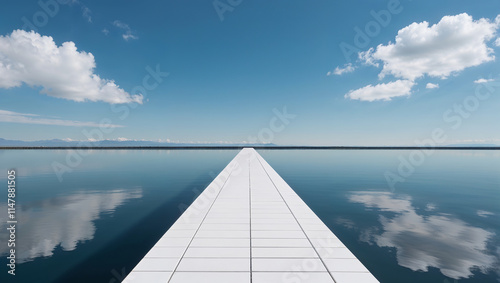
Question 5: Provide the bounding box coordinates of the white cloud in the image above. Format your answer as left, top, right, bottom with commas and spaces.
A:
0, 30, 142, 104
474, 78, 495, 84
348, 191, 497, 279
0, 109, 123, 127
495, 38, 500, 47
123, 33, 138, 41
426, 83, 439, 89
112, 20, 138, 41
347, 13, 499, 102
328, 63, 355, 76
361, 13, 499, 81
102, 28, 109, 36
345, 80, 415, 101
358, 50, 379, 67
68, 0, 92, 22
82, 6, 92, 22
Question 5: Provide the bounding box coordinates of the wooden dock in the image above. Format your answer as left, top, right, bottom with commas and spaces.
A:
124, 148, 378, 282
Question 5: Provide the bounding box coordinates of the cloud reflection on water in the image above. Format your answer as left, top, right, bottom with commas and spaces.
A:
346, 191, 498, 279
0, 188, 142, 263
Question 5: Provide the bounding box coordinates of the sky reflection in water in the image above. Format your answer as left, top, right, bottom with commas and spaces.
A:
0, 149, 498, 283
346, 191, 498, 279
0, 188, 142, 263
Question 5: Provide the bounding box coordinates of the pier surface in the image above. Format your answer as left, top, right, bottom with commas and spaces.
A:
124, 148, 378, 283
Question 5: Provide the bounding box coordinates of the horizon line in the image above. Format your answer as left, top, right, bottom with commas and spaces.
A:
1, 146, 500, 150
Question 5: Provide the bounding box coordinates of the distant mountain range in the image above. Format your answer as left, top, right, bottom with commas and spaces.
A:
0, 138, 498, 148
0, 138, 276, 147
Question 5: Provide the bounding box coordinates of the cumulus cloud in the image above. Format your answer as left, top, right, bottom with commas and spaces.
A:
347, 191, 498, 279
346, 13, 500, 102
328, 63, 355, 76
496, 38, 500, 47
0, 30, 142, 104
0, 109, 123, 127
361, 13, 499, 81
426, 83, 439, 89
345, 80, 415, 101
474, 78, 495, 84
112, 20, 138, 41
358, 51, 379, 67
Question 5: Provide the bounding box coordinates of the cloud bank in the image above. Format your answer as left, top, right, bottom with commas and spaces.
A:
0, 30, 142, 104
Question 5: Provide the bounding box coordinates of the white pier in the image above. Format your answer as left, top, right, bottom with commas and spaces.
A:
124, 148, 378, 283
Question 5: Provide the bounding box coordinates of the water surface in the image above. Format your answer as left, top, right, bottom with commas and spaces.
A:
0, 149, 499, 282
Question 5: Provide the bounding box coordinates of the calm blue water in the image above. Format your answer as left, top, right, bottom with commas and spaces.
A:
0, 149, 499, 283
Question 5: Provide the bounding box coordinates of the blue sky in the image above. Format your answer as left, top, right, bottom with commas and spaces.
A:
0, 0, 499, 145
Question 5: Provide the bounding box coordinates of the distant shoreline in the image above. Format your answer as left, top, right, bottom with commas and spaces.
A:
1, 146, 500, 150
